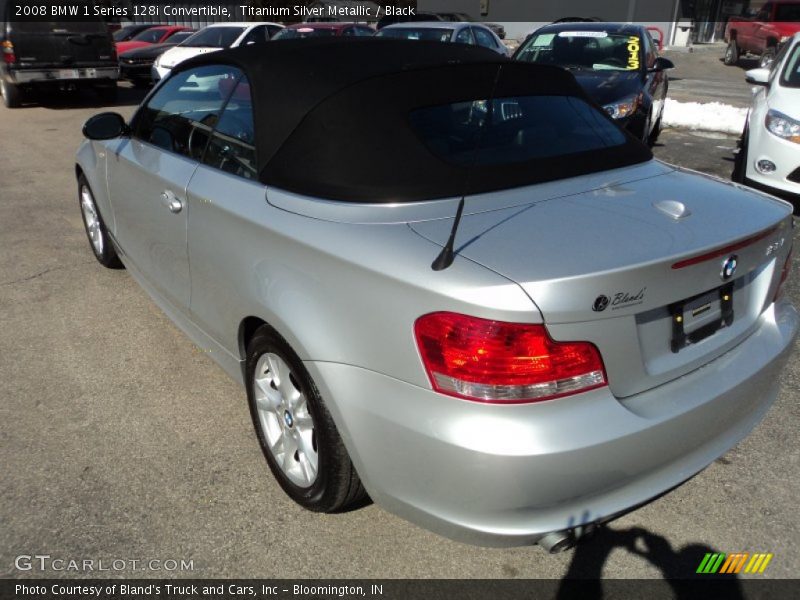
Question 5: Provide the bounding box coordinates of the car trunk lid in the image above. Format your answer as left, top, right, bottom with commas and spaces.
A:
409, 167, 793, 398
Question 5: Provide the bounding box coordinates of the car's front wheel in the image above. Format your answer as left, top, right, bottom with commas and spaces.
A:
245, 326, 366, 512
759, 48, 776, 69
724, 40, 739, 66
78, 174, 123, 269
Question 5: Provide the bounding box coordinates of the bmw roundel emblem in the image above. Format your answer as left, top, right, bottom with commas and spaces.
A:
721, 255, 738, 280
592, 295, 610, 312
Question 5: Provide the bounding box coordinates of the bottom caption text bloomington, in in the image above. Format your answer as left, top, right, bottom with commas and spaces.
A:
14, 583, 384, 598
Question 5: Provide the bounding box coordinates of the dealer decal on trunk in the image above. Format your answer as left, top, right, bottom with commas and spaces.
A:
593, 288, 646, 312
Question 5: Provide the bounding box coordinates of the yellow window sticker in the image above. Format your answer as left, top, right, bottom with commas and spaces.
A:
627, 36, 640, 70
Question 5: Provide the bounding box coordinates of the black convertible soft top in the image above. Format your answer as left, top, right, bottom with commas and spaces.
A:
176, 38, 652, 202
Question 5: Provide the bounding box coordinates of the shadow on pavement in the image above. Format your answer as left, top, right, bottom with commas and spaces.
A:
556, 526, 744, 599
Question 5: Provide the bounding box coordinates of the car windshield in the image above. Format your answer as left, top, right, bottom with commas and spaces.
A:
113, 26, 140, 41
273, 28, 339, 40
132, 28, 167, 43
169, 31, 194, 44
775, 4, 800, 20
182, 27, 245, 48
408, 95, 626, 166
516, 31, 643, 71
782, 43, 800, 86
377, 28, 454, 42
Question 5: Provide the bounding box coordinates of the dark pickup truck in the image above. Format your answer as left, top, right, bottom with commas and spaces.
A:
724, 0, 800, 68
1, 2, 118, 108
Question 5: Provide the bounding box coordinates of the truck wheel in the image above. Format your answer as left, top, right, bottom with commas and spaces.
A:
724, 40, 739, 66
759, 49, 776, 69
0, 79, 22, 108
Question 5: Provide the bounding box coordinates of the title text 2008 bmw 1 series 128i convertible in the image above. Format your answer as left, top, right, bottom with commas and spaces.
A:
76, 39, 798, 550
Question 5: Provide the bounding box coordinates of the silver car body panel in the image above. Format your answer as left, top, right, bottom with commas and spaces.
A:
77, 122, 798, 545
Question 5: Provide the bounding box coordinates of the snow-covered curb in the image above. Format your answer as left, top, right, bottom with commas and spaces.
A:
662, 99, 747, 135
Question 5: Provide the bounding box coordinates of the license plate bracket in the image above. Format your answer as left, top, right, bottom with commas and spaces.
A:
669, 283, 734, 353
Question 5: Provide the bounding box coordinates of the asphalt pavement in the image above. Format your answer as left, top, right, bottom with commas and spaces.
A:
663, 43, 758, 108
1, 83, 798, 582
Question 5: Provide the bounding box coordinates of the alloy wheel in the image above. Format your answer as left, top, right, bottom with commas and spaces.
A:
253, 352, 318, 487
80, 185, 104, 256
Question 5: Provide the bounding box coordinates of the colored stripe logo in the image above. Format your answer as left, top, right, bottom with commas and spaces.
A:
696, 552, 773, 574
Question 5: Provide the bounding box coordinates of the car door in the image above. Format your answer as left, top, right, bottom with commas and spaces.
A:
184, 74, 263, 350
106, 64, 241, 312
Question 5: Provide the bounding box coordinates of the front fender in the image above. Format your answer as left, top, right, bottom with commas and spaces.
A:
76, 139, 114, 233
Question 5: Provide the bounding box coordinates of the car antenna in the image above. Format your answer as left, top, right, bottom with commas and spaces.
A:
431, 197, 465, 271
430, 65, 502, 272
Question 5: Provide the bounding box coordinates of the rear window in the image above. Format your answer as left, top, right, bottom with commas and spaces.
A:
775, 4, 800, 21
408, 95, 626, 166
132, 27, 167, 43
377, 28, 454, 42
182, 26, 244, 48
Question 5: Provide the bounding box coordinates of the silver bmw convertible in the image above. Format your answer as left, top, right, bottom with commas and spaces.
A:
76, 39, 798, 550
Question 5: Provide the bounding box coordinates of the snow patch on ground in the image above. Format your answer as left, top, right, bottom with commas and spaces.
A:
662, 99, 747, 135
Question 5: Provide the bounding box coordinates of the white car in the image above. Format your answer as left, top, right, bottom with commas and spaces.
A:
734, 32, 800, 204
153, 22, 283, 81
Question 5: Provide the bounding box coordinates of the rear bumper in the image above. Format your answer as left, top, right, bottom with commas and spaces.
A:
10, 66, 119, 84
306, 299, 798, 547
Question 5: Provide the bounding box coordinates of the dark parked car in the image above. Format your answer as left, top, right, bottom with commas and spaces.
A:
119, 30, 195, 87
0, 1, 119, 107
514, 22, 673, 144
112, 24, 163, 43
272, 22, 374, 40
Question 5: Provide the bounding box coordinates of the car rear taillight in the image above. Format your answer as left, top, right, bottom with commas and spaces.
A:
414, 312, 607, 404
774, 246, 793, 302
2, 40, 15, 64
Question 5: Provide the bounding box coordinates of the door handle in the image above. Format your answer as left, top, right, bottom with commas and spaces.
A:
160, 190, 183, 214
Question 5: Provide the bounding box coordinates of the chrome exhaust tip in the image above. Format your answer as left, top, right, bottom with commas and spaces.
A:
538, 531, 576, 554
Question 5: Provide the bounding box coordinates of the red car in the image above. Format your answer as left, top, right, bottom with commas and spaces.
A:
116, 25, 193, 54
272, 22, 375, 40
724, 0, 800, 68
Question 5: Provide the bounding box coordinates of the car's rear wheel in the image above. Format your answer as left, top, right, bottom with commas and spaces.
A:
1, 79, 22, 108
78, 174, 123, 269
245, 326, 366, 512
648, 115, 663, 146
724, 40, 739, 66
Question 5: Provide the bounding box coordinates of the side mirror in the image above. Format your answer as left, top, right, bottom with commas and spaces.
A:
82, 112, 130, 140
649, 57, 675, 72
745, 67, 770, 85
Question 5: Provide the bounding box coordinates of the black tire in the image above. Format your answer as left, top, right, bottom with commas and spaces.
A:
732, 125, 749, 184
1, 79, 22, 108
245, 326, 366, 512
648, 115, 663, 146
759, 48, 776, 69
723, 40, 739, 66
77, 174, 124, 269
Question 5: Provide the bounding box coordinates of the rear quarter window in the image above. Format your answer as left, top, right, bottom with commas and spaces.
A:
408, 95, 626, 166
